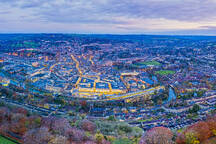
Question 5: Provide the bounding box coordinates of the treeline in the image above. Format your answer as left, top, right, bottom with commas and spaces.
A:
139, 114, 216, 144
0, 102, 215, 144
0, 103, 143, 144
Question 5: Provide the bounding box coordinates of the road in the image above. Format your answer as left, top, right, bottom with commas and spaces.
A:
0, 98, 65, 117
105, 86, 165, 101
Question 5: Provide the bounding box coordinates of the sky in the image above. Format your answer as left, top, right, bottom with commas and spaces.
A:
0, 0, 216, 35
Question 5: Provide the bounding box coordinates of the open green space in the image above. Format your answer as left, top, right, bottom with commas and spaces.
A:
139, 61, 161, 66
11, 41, 38, 48
0, 136, 17, 144
134, 61, 161, 66
155, 70, 175, 75
23, 41, 38, 48
138, 117, 153, 122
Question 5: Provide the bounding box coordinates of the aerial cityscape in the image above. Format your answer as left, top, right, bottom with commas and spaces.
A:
0, 0, 216, 144
0, 34, 215, 144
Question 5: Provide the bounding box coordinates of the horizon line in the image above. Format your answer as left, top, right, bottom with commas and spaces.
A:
0, 33, 216, 37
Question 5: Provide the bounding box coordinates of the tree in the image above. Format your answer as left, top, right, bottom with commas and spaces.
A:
176, 133, 186, 144
185, 132, 200, 144
0, 107, 10, 123
34, 117, 41, 126
205, 116, 216, 137
189, 104, 200, 113
184, 121, 211, 143
51, 117, 71, 136
107, 115, 116, 121
80, 119, 97, 134
10, 113, 27, 135
26, 115, 42, 129
201, 137, 216, 144
23, 127, 53, 144
13, 107, 28, 115
118, 123, 133, 134
95, 132, 104, 144
48, 135, 69, 144
0, 121, 9, 133
197, 90, 205, 97
66, 127, 87, 143
139, 127, 174, 144
41, 116, 55, 130
80, 100, 87, 107
131, 127, 143, 137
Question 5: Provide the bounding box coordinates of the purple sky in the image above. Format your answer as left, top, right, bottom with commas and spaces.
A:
0, 0, 216, 35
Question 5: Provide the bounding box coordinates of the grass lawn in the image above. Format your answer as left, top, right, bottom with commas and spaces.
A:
113, 138, 132, 144
11, 41, 38, 48
138, 117, 153, 122
155, 70, 175, 75
135, 61, 161, 66
0, 136, 17, 144
141, 61, 161, 66
23, 41, 38, 48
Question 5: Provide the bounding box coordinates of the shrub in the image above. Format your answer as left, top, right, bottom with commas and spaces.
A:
131, 127, 143, 137
96, 121, 117, 135
107, 115, 116, 121
118, 124, 133, 134
106, 136, 116, 143
95, 133, 104, 144
206, 116, 216, 136
185, 132, 200, 144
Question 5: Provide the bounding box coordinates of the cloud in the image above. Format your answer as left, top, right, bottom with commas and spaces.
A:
1, 0, 216, 23
97, 0, 216, 22
0, 0, 216, 34
199, 26, 216, 30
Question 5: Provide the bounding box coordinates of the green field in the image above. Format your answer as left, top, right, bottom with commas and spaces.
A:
23, 41, 38, 48
138, 117, 153, 122
135, 61, 161, 66
141, 61, 161, 66
155, 70, 175, 75
0, 136, 17, 144
11, 41, 38, 48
